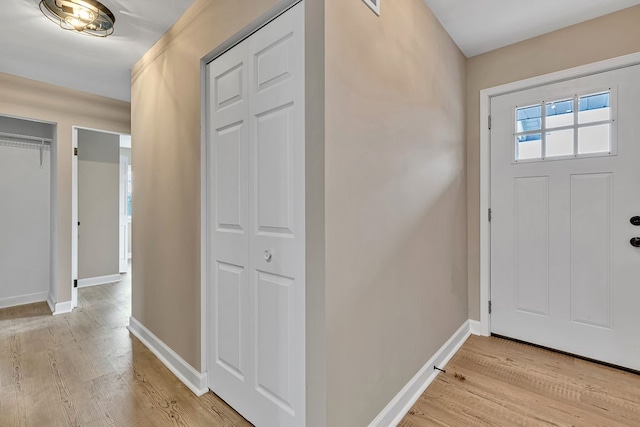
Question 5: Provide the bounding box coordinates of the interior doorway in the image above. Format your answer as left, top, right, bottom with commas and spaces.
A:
72, 127, 132, 308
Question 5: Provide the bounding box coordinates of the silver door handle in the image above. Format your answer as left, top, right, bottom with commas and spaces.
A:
264, 250, 272, 262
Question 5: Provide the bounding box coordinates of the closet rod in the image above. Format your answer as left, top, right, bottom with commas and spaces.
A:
0, 131, 53, 143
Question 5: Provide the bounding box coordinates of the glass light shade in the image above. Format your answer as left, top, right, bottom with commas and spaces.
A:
40, 0, 115, 37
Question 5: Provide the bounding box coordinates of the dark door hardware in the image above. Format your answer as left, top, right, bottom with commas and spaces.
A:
631, 216, 640, 226
631, 237, 640, 248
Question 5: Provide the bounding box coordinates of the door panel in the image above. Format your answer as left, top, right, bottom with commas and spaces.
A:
207, 3, 305, 426
255, 106, 294, 234
255, 34, 294, 92
216, 123, 246, 231
570, 173, 612, 328
216, 262, 245, 379
491, 65, 640, 371
514, 176, 549, 316
256, 271, 294, 413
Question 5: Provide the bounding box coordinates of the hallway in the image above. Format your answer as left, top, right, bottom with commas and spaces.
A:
0, 272, 249, 426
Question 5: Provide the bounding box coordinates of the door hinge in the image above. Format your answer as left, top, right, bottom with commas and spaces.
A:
489, 300, 492, 314
488, 208, 492, 222
74, 147, 78, 156
488, 115, 492, 130
74, 279, 78, 288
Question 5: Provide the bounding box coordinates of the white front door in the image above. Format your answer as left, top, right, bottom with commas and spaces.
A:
119, 154, 129, 273
206, 3, 305, 426
491, 65, 640, 370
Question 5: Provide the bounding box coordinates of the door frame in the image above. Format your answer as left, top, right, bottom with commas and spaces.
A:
71, 126, 131, 309
478, 51, 640, 336
119, 153, 130, 273
199, 0, 302, 381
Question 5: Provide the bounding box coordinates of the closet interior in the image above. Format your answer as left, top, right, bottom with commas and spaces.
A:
0, 115, 54, 309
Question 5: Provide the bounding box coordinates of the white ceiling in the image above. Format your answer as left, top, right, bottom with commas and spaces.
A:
0, 0, 195, 102
422, 0, 640, 58
3, 1, 638, 102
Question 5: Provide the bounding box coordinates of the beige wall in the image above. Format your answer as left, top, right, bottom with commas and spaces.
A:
467, 5, 640, 320
325, 0, 467, 424
78, 129, 120, 280
0, 72, 130, 305
133, 0, 466, 424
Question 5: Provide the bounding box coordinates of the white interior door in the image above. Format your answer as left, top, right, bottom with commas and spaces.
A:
206, 3, 305, 426
119, 154, 129, 273
490, 65, 640, 370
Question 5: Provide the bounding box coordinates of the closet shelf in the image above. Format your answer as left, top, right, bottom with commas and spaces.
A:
0, 138, 52, 151
0, 131, 52, 152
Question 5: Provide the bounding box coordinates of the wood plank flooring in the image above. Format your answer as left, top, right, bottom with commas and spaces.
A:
2, 273, 639, 426
0, 270, 250, 427
401, 335, 640, 427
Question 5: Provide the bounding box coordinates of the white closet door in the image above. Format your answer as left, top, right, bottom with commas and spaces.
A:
208, 35, 252, 417
207, 3, 305, 426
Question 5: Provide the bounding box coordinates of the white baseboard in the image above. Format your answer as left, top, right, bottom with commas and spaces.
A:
78, 274, 122, 288
47, 293, 55, 313
47, 291, 73, 315
469, 320, 483, 336
128, 316, 208, 396
369, 320, 472, 427
54, 301, 72, 315
0, 291, 49, 310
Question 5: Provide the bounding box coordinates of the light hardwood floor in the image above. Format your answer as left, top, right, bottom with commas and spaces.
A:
2, 276, 639, 427
401, 335, 640, 426
0, 271, 250, 427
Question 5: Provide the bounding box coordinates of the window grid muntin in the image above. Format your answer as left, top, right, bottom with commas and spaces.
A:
514, 90, 613, 163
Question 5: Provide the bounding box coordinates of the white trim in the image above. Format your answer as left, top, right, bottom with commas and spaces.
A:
469, 320, 483, 336
119, 135, 132, 149
50, 299, 72, 315
479, 51, 640, 337
362, 0, 380, 16
47, 293, 72, 315
71, 127, 79, 309
47, 293, 55, 313
128, 316, 208, 397
368, 320, 472, 427
77, 274, 122, 288
0, 292, 49, 310
200, 54, 208, 375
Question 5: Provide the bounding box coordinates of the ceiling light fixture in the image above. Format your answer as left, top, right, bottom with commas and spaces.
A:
39, 0, 115, 37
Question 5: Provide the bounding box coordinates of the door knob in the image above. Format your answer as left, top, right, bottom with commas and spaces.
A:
631, 237, 640, 248
631, 216, 640, 226
264, 250, 272, 262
